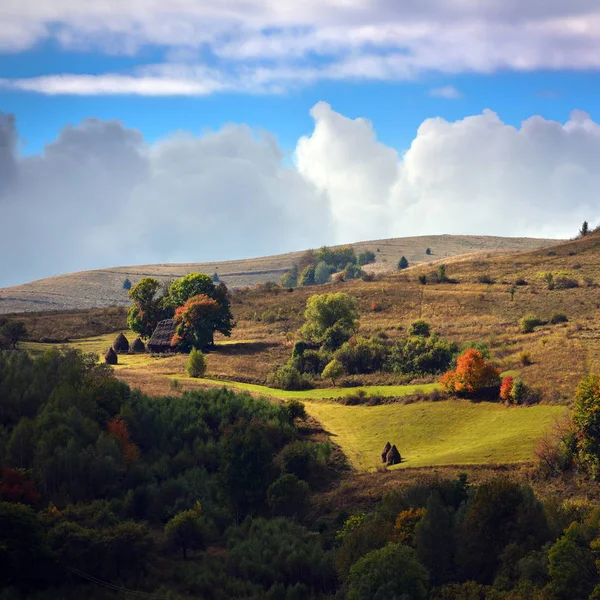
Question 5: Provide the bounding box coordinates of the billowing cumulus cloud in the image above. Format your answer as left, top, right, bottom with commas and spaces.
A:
2, 1, 600, 94
1, 103, 600, 287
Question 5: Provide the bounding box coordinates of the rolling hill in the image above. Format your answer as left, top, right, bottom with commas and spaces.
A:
0, 234, 561, 313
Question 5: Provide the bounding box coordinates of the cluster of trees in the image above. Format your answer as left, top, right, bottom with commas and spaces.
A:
268, 293, 493, 392
0, 346, 342, 598
127, 272, 234, 350
281, 246, 376, 288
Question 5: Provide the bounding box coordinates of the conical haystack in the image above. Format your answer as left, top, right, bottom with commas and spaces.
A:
386, 445, 401, 466
105, 347, 118, 365
131, 337, 146, 353
112, 332, 129, 354
381, 441, 391, 463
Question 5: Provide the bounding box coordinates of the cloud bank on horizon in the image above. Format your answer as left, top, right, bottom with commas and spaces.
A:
1, 103, 598, 287
2, 1, 600, 94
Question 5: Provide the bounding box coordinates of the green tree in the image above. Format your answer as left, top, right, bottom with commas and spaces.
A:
127, 277, 164, 339
281, 265, 298, 288
165, 503, 205, 560
212, 271, 220, 282
187, 348, 207, 378
580, 221, 590, 237
299, 264, 316, 286
426, 248, 432, 255
314, 261, 333, 285
299, 292, 359, 350
573, 374, 600, 478
267, 474, 310, 519
408, 319, 431, 338
0, 321, 27, 349
438, 264, 448, 282
346, 543, 429, 600
358, 250, 376, 266
397, 256, 409, 270
322, 359, 345, 385
122, 277, 132, 290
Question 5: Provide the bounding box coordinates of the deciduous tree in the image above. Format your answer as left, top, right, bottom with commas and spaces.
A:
440, 349, 500, 394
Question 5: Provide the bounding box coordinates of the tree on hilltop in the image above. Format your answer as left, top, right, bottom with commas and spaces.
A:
580, 221, 590, 237
398, 256, 409, 270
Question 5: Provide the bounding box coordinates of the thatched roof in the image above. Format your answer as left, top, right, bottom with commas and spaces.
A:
381, 441, 391, 463
148, 319, 178, 353
131, 337, 146, 353
112, 332, 129, 354
105, 347, 118, 365
386, 445, 401, 466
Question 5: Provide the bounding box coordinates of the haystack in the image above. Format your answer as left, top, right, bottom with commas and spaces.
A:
386, 445, 401, 466
131, 337, 146, 353
105, 347, 118, 365
381, 441, 391, 463
147, 319, 178, 353
112, 332, 129, 354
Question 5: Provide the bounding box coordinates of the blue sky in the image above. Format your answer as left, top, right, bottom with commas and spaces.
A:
2, 1, 600, 286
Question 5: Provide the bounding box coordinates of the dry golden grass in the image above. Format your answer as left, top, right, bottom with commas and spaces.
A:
0, 234, 559, 313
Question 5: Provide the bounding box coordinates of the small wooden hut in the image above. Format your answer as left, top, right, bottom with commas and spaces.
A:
147, 319, 178, 354
112, 332, 129, 354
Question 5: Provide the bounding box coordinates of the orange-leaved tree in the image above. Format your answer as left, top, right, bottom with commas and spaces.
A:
172, 294, 220, 351
500, 376, 514, 403
107, 417, 140, 465
440, 349, 500, 394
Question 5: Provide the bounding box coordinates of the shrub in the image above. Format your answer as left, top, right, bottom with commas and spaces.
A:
267, 365, 312, 391
554, 277, 579, 289
519, 351, 533, 366
418, 275, 427, 285
520, 314, 543, 334
122, 278, 132, 290
477, 274, 494, 284
515, 278, 528, 286
387, 335, 458, 376
335, 337, 388, 375
551, 312, 568, 324
369, 300, 383, 312
500, 376, 514, 403
357, 250, 376, 266
408, 319, 431, 338
187, 348, 207, 378
397, 256, 409, 270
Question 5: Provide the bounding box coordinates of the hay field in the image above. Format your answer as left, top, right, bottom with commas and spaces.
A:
0, 234, 560, 313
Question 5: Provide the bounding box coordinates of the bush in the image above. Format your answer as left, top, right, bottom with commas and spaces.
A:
266, 474, 310, 519
477, 274, 494, 284
515, 278, 528, 286
278, 441, 318, 481
397, 256, 409, 270
358, 250, 376, 266
335, 336, 389, 375
519, 351, 533, 366
187, 348, 207, 378
408, 319, 431, 338
554, 277, 579, 289
322, 359, 345, 385
520, 314, 543, 334
418, 275, 427, 285
387, 335, 458, 376
551, 312, 569, 324
267, 365, 313, 391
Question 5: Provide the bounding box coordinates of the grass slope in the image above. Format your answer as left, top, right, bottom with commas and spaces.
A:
303, 400, 568, 471
0, 234, 560, 313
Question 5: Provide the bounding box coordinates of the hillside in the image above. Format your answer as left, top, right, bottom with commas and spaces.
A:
0, 234, 561, 313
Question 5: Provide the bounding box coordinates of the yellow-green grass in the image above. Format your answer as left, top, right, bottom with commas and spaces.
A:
302, 400, 568, 471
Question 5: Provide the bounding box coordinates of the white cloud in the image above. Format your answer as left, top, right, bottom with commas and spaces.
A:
3, 2, 600, 94
2, 103, 600, 287
429, 85, 462, 99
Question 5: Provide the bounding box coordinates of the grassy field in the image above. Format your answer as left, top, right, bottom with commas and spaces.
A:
303, 400, 568, 471
0, 234, 560, 313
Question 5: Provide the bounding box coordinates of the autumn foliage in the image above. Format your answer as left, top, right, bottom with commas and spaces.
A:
107, 417, 140, 465
173, 294, 220, 350
393, 507, 426, 546
440, 349, 500, 394
500, 376, 514, 402
0, 467, 41, 506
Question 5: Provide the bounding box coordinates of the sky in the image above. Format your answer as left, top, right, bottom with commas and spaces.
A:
1, 1, 600, 287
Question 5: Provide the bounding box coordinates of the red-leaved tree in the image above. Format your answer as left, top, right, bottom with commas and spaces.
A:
440, 349, 500, 394
107, 417, 140, 465
0, 467, 41, 506
500, 376, 514, 403
173, 294, 220, 350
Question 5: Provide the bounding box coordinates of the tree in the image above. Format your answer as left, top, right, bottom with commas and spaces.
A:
167, 273, 234, 342
573, 374, 600, 478
500, 376, 514, 403
322, 359, 345, 385
0, 468, 40, 506
0, 321, 27, 349
173, 294, 220, 350
438, 264, 448, 282
107, 417, 140, 465
299, 293, 359, 352
127, 277, 164, 339
440, 349, 500, 394
122, 277, 132, 290
358, 250, 376, 266
580, 221, 590, 237
426, 248, 432, 255
267, 474, 310, 519
299, 264, 316, 286
408, 319, 431, 337
281, 265, 298, 288
187, 348, 207, 378
165, 503, 205, 560
212, 271, 220, 282
314, 261, 334, 285
398, 256, 409, 270
346, 543, 429, 600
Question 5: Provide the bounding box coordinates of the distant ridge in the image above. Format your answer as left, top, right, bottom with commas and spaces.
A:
0, 234, 562, 313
